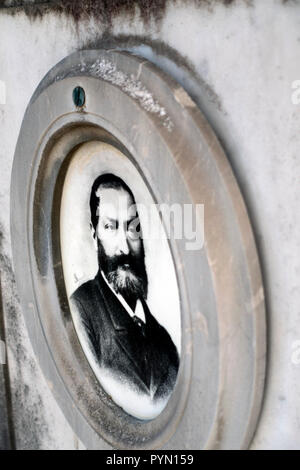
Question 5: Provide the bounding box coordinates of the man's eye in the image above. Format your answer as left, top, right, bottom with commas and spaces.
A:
127, 220, 141, 239
104, 223, 116, 230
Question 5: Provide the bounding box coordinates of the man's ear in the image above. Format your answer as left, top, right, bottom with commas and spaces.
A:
90, 222, 98, 250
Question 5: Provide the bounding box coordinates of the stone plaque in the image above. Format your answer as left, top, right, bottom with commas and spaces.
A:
10, 50, 266, 449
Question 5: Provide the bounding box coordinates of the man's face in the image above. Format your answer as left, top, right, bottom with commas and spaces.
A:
95, 187, 148, 301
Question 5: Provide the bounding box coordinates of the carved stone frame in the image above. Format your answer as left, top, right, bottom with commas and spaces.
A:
10, 50, 266, 449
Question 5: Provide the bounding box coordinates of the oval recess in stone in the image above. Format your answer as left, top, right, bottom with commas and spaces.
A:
60, 140, 182, 420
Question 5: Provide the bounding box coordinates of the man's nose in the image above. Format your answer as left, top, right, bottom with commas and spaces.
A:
117, 231, 130, 255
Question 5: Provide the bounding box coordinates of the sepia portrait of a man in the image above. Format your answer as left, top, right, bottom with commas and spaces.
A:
70, 173, 179, 418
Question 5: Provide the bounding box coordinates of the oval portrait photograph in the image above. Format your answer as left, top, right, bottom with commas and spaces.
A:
60, 141, 181, 420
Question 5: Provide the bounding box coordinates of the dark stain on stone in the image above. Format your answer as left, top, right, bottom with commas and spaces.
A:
0, 0, 296, 24
0, 0, 258, 25
0, 223, 54, 449
0, 275, 13, 449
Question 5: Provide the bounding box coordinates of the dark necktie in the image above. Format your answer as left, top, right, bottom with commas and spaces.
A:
132, 315, 146, 336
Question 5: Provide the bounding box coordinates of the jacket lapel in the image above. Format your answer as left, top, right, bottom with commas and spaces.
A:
142, 300, 172, 398
95, 272, 151, 391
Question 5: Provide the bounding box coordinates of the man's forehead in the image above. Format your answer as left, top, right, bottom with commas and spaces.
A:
96, 187, 137, 218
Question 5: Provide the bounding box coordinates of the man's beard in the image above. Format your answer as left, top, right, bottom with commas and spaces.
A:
97, 239, 148, 303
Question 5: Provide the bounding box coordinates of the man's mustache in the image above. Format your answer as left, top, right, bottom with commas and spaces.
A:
105, 253, 138, 273
97, 239, 148, 299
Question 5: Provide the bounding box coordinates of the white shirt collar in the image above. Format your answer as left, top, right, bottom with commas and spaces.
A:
101, 271, 146, 324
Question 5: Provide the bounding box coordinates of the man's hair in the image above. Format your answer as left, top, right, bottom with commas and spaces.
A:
90, 173, 135, 231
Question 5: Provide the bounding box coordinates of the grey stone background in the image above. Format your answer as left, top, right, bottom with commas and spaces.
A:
0, 0, 299, 449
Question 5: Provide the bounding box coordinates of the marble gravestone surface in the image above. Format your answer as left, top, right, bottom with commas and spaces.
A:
0, 365, 10, 449
0, 0, 299, 449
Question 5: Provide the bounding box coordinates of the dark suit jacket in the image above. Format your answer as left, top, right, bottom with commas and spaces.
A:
70, 272, 179, 401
